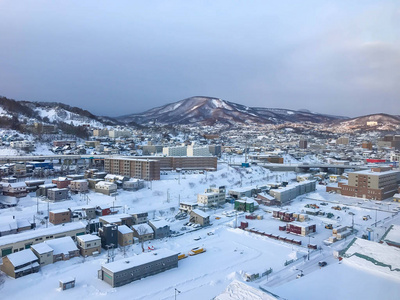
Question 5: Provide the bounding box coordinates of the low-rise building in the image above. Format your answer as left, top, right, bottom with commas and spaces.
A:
77, 234, 101, 256
1, 249, 40, 278
131, 223, 154, 242
190, 209, 210, 226
286, 222, 316, 236
148, 219, 170, 239
30, 243, 54, 266
95, 181, 117, 196
47, 188, 69, 201
99, 248, 179, 287
179, 201, 198, 213
117, 225, 134, 247
52, 177, 71, 189
45, 236, 80, 262
197, 185, 226, 207
99, 214, 134, 227
69, 180, 89, 193
49, 209, 71, 225
132, 212, 148, 225
2, 182, 27, 198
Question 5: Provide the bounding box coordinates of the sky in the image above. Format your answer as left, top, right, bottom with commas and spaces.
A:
0, 0, 399, 118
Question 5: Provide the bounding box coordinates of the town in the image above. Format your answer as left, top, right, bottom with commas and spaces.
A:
0, 122, 399, 299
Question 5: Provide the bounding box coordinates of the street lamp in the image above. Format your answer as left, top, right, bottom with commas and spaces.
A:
175, 288, 181, 300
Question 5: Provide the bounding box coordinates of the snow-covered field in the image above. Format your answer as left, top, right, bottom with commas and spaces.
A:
1, 163, 400, 299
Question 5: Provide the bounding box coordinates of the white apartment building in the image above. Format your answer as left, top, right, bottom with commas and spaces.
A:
187, 145, 211, 157
162, 146, 187, 156
197, 185, 226, 207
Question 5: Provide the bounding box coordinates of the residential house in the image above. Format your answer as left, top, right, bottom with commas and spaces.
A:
0, 249, 40, 278
76, 234, 101, 256
49, 209, 71, 225
179, 201, 198, 214
132, 212, 148, 225
30, 243, 54, 266
117, 225, 134, 247
45, 236, 80, 262
47, 188, 69, 201
131, 223, 154, 242
190, 209, 210, 226
2, 182, 27, 198
69, 180, 89, 193
52, 177, 71, 189
148, 219, 170, 239
95, 181, 117, 196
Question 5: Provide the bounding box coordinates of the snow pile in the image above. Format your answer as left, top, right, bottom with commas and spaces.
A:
215, 280, 278, 300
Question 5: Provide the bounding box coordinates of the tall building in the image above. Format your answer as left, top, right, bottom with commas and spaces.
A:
104, 158, 160, 180
327, 167, 400, 200
299, 140, 308, 149
187, 145, 211, 157
162, 146, 187, 156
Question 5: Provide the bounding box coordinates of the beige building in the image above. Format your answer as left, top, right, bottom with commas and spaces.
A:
118, 225, 134, 247
1, 249, 40, 278
197, 185, 226, 207
69, 180, 89, 193
95, 181, 117, 196
30, 243, 54, 266
132, 224, 154, 242
190, 209, 210, 226
77, 234, 101, 256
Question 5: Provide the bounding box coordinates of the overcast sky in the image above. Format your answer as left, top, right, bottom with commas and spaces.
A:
0, 1, 399, 118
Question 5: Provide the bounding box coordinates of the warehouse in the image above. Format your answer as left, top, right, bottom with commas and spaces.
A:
98, 248, 179, 287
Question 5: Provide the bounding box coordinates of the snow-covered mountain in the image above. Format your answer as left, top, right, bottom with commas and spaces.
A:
327, 113, 400, 132
118, 96, 347, 125
0, 96, 120, 128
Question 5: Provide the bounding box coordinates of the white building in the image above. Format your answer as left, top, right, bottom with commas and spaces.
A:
197, 185, 226, 207
187, 145, 211, 157
162, 146, 187, 156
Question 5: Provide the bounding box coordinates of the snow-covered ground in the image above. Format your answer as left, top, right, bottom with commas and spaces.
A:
1, 163, 400, 299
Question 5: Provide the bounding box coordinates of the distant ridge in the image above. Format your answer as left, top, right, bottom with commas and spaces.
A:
117, 96, 347, 126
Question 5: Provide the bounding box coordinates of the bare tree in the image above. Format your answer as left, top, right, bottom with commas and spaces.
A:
136, 225, 149, 252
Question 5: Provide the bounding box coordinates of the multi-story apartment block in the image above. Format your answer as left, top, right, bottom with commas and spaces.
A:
327, 167, 400, 200
197, 185, 226, 207
187, 145, 211, 157
162, 146, 187, 156
104, 158, 160, 181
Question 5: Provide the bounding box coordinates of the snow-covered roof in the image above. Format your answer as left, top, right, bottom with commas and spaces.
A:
0, 222, 86, 247
77, 234, 101, 243
45, 236, 78, 255
102, 248, 179, 273
100, 213, 132, 223
118, 225, 133, 234
31, 242, 54, 254
149, 219, 170, 229
351, 169, 400, 176
50, 208, 70, 214
382, 225, 400, 247
6, 249, 38, 266
191, 209, 210, 218
132, 223, 153, 234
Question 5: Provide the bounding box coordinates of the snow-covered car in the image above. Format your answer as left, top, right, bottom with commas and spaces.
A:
192, 224, 201, 228
296, 273, 304, 279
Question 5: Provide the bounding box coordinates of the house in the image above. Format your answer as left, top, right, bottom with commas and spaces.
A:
36, 184, 57, 197
30, 243, 54, 266
87, 178, 103, 189
0, 216, 18, 237
131, 223, 154, 242
52, 177, 71, 189
122, 179, 145, 191
117, 225, 134, 247
2, 182, 27, 198
95, 181, 117, 196
76, 234, 101, 256
99, 213, 134, 227
69, 180, 89, 193
99, 224, 118, 249
49, 209, 71, 225
190, 209, 210, 226
0, 249, 40, 278
70, 205, 96, 221
131, 212, 148, 225
47, 188, 69, 201
98, 249, 179, 287
45, 236, 80, 262
179, 201, 198, 213
148, 219, 170, 239
96, 205, 112, 216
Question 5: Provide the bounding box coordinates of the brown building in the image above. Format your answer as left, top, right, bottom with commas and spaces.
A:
104, 156, 217, 180
49, 209, 71, 225
104, 158, 160, 180
362, 141, 373, 150
327, 167, 400, 200
118, 225, 134, 247
299, 140, 308, 149
52, 177, 71, 189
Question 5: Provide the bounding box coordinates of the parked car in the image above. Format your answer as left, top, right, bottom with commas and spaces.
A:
318, 261, 327, 267
296, 273, 304, 279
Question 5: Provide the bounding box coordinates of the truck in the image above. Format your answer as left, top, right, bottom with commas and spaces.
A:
178, 253, 188, 260
325, 224, 333, 229
189, 247, 206, 256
